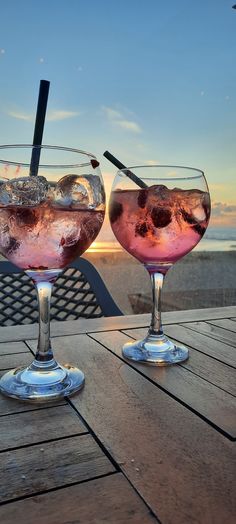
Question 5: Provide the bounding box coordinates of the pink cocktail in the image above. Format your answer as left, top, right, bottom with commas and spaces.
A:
110, 185, 210, 273
0, 145, 105, 401
0, 203, 104, 270
109, 165, 210, 365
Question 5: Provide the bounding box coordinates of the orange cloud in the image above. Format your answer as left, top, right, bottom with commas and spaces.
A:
209, 201, 236, 227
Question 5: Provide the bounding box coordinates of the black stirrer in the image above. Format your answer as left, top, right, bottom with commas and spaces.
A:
103, 150, 147, 189
30, 79, 50, 176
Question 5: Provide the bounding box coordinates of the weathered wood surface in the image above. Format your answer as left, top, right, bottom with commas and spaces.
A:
1, 307, 236, 524
30, 333, 236, 524
0, 352, 33, 373
163, 323, 236, 367
0, 396, 66, 417
182, 320, 236, 347
0, 434, 115, 503
122, 326, 236, 394
208, 318, 236, 333
0, 341, 30, 355
0, 405, 86, 451
0, 305, 235, 342
90, 330, 236, 438
0, 473, 157, 524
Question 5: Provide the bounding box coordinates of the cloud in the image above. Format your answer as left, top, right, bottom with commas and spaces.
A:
114, 119, 141, 133
146, 159, 159, 165
7, 109, 80, 122
102, 105, 142, 133
8, 111, 32, 121
211, 201, 236, 217
102, 106, 122, 120
210, 201, 236, 227
46, 110, 80, 121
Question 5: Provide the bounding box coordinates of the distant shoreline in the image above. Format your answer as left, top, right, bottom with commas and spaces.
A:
86, 240, 236, 254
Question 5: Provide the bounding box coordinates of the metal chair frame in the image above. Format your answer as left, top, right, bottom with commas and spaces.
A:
0, 258, 123, 326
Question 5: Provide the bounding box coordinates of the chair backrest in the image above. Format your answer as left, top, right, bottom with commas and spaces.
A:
0, 258, 123, 326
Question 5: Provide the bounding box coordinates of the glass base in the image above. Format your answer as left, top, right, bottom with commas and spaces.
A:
0, 359, 85, 402
122, 333, 189, 365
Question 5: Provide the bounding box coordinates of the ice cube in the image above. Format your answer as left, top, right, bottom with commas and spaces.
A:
147, 185, 171, 208
53, 174, 105, 209
0, 176, 49, 206
192, 205, 206, 222
180, 190, 209, 225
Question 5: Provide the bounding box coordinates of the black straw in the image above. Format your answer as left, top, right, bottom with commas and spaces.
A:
103, 150, 147, 189
30, 80, 50, 176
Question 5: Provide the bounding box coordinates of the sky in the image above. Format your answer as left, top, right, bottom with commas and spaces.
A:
0, 0, 235, 242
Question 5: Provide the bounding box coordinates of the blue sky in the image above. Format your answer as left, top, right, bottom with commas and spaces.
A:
0, 0, 236, 234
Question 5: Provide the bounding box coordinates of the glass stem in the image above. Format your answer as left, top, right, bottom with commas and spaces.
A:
34, 280, 54, 362
148, 271, 164, 337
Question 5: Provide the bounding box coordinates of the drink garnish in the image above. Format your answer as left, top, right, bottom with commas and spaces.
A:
137, 189, 148, 208
181, 209, 196, 225
181, 208, 206, 235
151, 207, 172, 228
110, 201, 123, 223
193, 223, 206, 236
16, 209, 39, 227
135, 222, 149, 237
91, 159, 100, 169
6, 237, 20, 254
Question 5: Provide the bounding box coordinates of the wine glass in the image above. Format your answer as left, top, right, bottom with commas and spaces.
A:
0, 145, 105, 401
109, 165, 210, 365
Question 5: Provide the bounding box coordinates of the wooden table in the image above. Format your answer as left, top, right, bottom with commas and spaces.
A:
0, 306, 235, 524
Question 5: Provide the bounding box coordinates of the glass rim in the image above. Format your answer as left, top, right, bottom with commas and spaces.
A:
0, 144, 97, 169
117, 164, 204, 180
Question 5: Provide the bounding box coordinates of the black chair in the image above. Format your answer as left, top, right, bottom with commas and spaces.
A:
0, 258, 123, 326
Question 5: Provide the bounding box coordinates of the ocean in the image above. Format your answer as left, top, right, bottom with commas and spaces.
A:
195, 227, 236, 252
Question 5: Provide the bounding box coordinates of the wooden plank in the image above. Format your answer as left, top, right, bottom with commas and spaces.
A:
0, 341, 30, 356
163, 324, 236, 368
123, 326, 236, 396
0, 396, 66, 417
0, 405, 87, 451
208, 318, 236, 333
0, 306, 235, 342
32, 333, 236, 524
90, 330, 236, 438
0, 472, 157, 524
182, 321, 236, 347
0, 434, 115, 503
0, 352, 33, 372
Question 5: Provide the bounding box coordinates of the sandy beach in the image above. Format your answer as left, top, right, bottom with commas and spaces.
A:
84, 249, 236, 314
0, 249, 235, 316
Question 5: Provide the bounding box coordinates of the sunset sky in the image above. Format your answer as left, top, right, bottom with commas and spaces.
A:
0, 0, 235, 241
